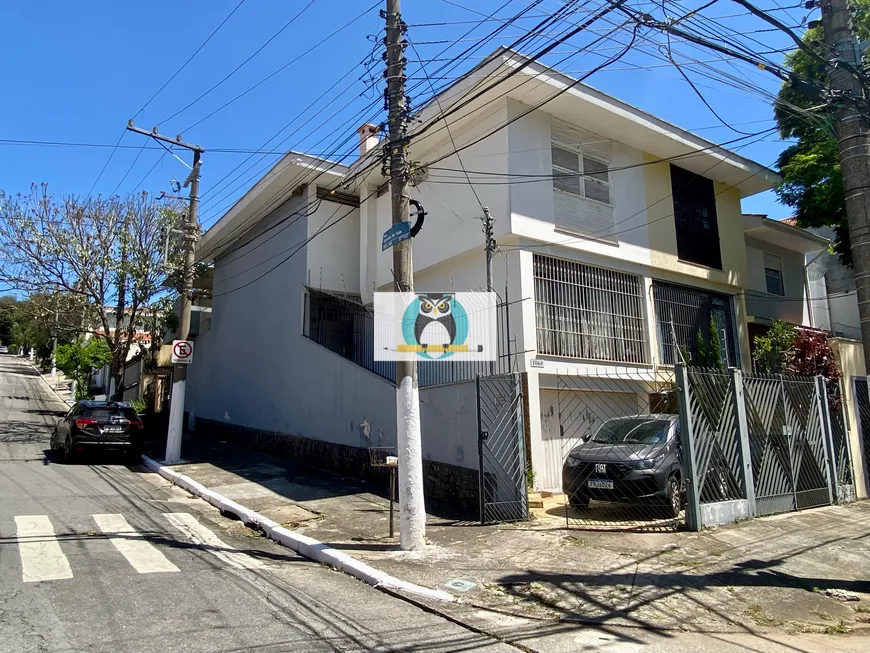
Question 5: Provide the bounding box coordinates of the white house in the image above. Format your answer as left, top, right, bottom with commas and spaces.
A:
186, 49, 795, 502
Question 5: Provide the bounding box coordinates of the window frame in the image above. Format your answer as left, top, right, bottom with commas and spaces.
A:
533, 254, 648, 364
670, 164, 722, 270
763, 252, 785, 296
550, 142, 612, 207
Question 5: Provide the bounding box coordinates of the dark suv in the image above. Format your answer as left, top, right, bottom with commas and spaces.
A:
562, 415, 683, 518
51, 401, 144, 463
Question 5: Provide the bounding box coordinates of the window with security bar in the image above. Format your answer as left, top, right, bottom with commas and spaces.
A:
533, 254, 647, 363
652, 280, 737, 367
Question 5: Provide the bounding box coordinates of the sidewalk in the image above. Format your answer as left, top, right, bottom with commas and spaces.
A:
141, 432, 870, 643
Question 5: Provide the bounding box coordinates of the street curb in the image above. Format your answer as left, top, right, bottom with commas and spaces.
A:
141, 455, 457, 603
25, 358, 73, 407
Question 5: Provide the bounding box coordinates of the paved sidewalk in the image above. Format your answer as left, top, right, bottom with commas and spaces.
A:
146, 433, 870, 644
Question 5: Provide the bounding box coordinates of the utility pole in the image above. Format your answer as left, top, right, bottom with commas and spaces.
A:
127, 122, 203, 464
51, 290, 58, 380
483, 208, 497, 374
820, 0, 870, 373
482, 207, 496, 293
385, 0, 426, 550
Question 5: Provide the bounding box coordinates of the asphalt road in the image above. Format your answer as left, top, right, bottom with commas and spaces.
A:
0, 354, 514, 653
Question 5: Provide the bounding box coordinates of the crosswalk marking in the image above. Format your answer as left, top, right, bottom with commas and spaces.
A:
164, 512, 265, 571
14, 515, 73, 582
92, 514, 180, 574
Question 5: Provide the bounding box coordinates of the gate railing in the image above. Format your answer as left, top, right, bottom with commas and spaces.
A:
477, 373, 528, 524
677, 364, 850, 530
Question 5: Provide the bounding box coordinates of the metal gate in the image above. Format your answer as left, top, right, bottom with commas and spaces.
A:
852, 377, 870, 484
743, 374, 833, 516
477, 373, 528, 524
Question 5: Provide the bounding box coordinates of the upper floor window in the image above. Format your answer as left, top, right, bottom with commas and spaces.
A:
764, 253, 784, 295
551, 117, 615, 241
534, 254, 647, 364
670, 165, 721, 269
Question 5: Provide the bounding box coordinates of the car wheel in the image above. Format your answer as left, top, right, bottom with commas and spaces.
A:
664, 475, 681, 518
568, 493, 591, 511
64, 438, 76, 464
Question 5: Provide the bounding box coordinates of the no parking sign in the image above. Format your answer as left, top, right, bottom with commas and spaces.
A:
171, 340, 194, 364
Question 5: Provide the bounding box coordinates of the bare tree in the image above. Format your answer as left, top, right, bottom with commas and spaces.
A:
0, 184, 183, 398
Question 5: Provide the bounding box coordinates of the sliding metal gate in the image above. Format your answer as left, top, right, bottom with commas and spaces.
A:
477, 373, 528, 524
852, 377, 870, 484
743, 374, 832, 516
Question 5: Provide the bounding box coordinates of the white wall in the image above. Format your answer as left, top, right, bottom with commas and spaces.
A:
506, 100, 652, 266
306, 190, 360, 294
187, 191, 483, 471
361, 99, 511, 294
187, 193, 396, 452
418, 380, 479, 470
744, 236, 806, 325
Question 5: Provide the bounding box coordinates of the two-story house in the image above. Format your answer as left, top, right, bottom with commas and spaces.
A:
184, 49, 784, 500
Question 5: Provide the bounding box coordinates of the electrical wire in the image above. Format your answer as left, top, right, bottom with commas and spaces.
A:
179, 1, 380, 133
133, 0, 248, 119
158, 0, 318, 126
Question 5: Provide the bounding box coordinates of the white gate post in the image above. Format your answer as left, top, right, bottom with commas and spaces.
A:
676, 363, 702, 531
730, 368, 756, 517
816, 376, 838, 506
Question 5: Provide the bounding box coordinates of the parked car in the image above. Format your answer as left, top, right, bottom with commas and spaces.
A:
562, 414, 683, 518
0, 344, 7, 353
50, 400, 144, 463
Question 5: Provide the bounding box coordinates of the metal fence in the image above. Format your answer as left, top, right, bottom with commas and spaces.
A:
743, 373, 832, 515
477, 374, 528, 524
304, 288, 516, 387
677, 366, 849, 530
682, 368, 746, 506
851, 377, 870, 488
555, 369, 683, 531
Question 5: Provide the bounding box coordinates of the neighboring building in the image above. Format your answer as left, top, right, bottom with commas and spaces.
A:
185, 49, 787, 499
741, 213, 829, 358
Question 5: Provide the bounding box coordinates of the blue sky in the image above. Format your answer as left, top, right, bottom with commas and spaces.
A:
0, 1, 809, 225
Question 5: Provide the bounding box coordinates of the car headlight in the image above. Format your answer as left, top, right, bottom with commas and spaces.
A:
564, 456, 581, 468
631, 454, 665, 470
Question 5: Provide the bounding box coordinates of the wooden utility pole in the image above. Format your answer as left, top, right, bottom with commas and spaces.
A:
385, 0, 426, 550
126, 122, 203, 463
820, 0, 870, 372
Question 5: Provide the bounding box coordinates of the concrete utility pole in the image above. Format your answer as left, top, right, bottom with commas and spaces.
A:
482, 207, 496, 293
385, 0, 426, 550
820, 0, 870, 372
482, 208, 496, 374
51, 291, 58, 380
127, 122, 203, 464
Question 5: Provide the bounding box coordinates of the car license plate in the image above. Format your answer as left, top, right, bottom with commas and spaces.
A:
588, 479, 614, 490
103, 425, 124, 433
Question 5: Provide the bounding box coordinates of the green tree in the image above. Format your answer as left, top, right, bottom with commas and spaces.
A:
56, 338, 112, 400
0, 186, 184, 396
753, 319, 797, 373
774, 2, 870, 266
708, 317, 724, 370
693, 328, 707, 367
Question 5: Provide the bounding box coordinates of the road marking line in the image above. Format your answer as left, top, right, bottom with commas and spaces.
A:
14, 515, 73, 582
164, 513, 264, 570
92, 514, 180, 574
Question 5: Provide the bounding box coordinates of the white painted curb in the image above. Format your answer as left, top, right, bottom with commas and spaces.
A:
26, 359, 73, 407
142, 455, 456, 603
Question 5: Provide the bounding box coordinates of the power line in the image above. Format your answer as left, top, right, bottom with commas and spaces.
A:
158, 0, 318, 126
133, 0, 248, 119
179, 1, 380, 133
